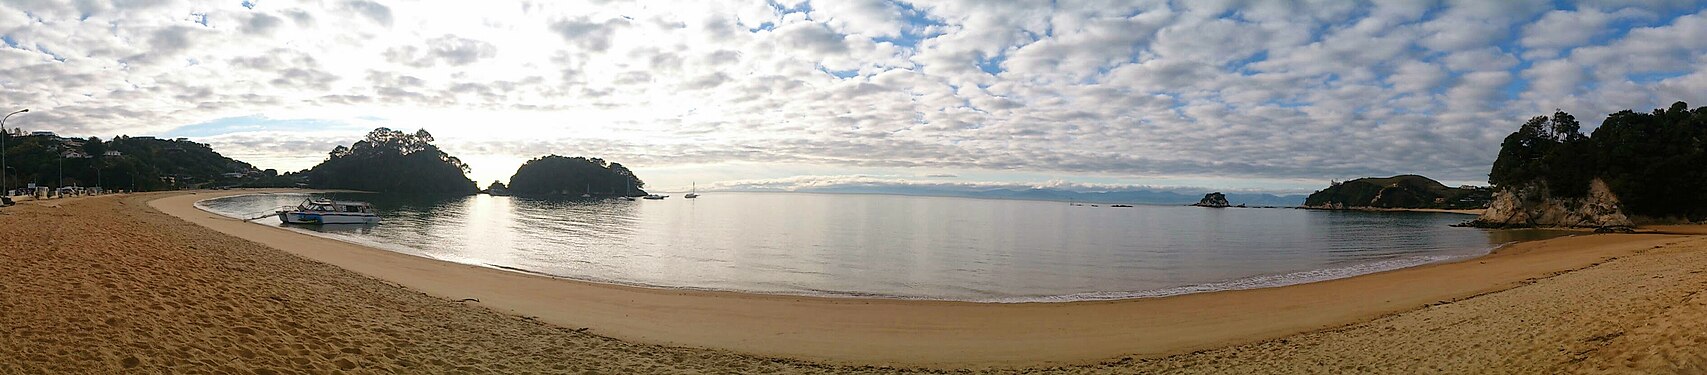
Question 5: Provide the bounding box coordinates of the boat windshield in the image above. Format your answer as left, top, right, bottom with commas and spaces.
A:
298, 199, 370, 213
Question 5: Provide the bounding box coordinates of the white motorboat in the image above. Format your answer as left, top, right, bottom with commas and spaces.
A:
643, 194, 667, 200
277, 198, 381, 225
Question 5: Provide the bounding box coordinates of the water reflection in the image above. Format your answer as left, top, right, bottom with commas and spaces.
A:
198, 192, 1569, 302
285, 223, 377, 235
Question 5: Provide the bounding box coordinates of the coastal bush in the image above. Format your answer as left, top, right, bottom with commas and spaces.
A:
0, 134, 257, 191
1304, 175, 1490, 209
304, 128, 478, 195
1490, 102, 1707, 219
505, 155, 646, 197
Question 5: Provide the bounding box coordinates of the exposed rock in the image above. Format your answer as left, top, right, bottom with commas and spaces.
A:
1465, 178, 1633, 229
1192, 192, 1230, 208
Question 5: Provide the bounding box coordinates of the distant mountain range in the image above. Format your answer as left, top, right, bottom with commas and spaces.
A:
756, 185, 1307, 206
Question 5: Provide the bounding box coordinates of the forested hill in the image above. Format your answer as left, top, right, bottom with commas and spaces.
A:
1488, 102, 1707, 220
303, 128, 478, 195
1304, 175, 1492, 210
0, 133, 258, 191
506, 155, 647, 197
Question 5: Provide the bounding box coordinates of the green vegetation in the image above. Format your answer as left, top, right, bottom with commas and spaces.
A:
1305, 175, 1492, 210
303, 128, 477, 195
1490, 102, 1707, 219
506, 155, 646, 197
0, 134, 259, 191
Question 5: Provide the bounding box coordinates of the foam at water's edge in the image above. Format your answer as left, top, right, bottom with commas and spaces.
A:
193, 194, 1505, 304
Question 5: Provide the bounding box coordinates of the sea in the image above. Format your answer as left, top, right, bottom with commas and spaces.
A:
197, 191, 1569, 302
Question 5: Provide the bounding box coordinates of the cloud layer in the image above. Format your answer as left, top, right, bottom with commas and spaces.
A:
3, 1, 1706, 189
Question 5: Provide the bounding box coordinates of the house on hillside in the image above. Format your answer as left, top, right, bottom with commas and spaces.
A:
103, 150, 122, 157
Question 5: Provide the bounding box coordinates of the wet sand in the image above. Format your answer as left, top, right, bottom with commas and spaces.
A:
3, 190, 1706, 373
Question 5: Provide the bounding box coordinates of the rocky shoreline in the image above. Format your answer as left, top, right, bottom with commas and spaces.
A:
1461, 179, 1635, 230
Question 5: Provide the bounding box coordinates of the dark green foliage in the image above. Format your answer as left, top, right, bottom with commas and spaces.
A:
1305, 175, 1492, 209
1587, 103, 1707, 218
303, 128, 477, 195
237, 171, 304, 188
506, 155, 646, 197
1490, 102, 1707, 219
1489, 110, 1594, 196
1, 134, 257, 192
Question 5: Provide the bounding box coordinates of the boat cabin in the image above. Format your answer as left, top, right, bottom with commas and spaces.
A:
299, 198, 373, 214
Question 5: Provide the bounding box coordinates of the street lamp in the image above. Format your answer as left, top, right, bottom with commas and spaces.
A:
1, 108, 27, 195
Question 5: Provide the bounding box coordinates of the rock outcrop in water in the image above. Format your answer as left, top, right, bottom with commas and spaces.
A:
1192, 192, 1230, 207
1462, 179, 1633, 229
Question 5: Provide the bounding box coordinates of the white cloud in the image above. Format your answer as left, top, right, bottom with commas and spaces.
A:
1, 1, 1705, 190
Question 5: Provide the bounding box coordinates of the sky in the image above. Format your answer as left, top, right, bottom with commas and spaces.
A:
2, 0, 1706, 194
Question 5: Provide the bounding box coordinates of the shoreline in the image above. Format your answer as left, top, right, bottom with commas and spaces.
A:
1300, 206, 1487, 215
193, 190, 1505, 304
150, 189, 1684, 367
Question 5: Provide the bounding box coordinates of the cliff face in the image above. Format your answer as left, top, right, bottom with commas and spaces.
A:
1467, 178, 1632, 228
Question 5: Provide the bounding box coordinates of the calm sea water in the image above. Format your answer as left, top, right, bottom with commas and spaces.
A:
198, 191, 1565, 302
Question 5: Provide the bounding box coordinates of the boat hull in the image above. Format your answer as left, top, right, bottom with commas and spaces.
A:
278, 211, 380, 225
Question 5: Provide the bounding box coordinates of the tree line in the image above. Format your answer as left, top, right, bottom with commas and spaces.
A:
303, 128, 648, 197
0, 134, 258, 192
1490, 102, 1707, 219
303, 128, 479, 195
506, 155, 646, 196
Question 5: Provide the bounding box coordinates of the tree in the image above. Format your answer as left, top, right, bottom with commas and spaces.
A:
1489, 111, 1594, 197
1489, 116, 1554, 188
83, 136, 106, 156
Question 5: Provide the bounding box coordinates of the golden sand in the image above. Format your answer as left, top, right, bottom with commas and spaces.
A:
2, 191, 1705, 373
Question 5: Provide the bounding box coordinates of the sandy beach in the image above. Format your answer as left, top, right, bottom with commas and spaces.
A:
3, 190, 1706, 373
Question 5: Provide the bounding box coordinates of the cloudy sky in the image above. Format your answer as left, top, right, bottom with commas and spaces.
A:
3, 0, 1706, 193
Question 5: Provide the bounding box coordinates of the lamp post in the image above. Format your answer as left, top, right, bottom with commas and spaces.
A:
1, 108, 27, 195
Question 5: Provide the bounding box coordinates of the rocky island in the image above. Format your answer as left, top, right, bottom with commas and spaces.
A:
1191, 192, 1231, 207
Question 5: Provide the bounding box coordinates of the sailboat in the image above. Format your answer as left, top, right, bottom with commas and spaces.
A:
581, 184, 592, 198
684, 182, 699, 199
622, 179, 637, 201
